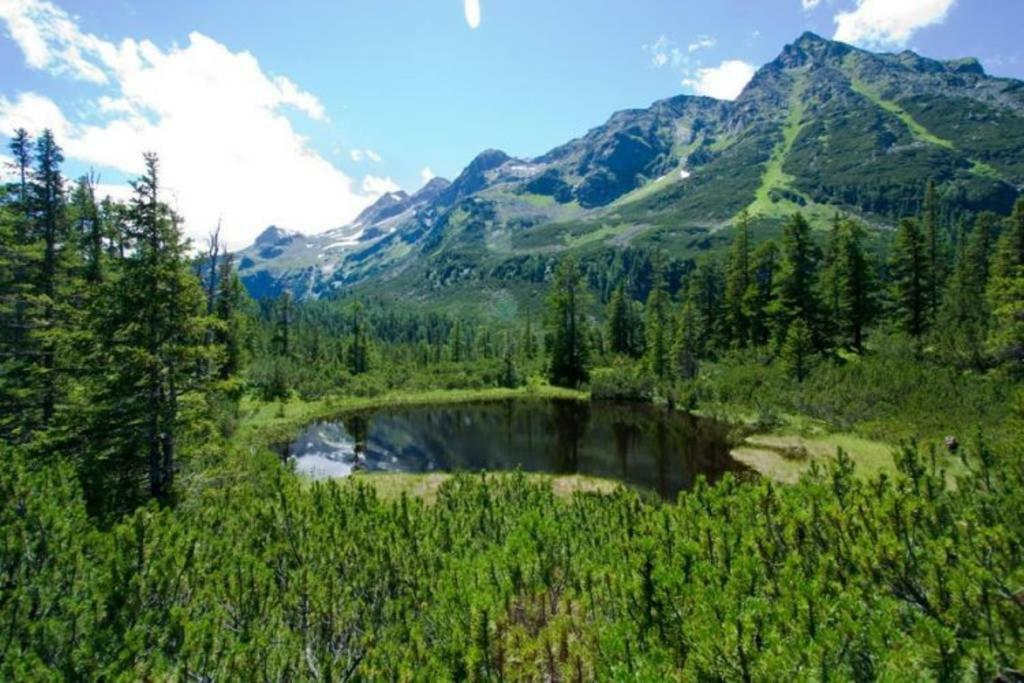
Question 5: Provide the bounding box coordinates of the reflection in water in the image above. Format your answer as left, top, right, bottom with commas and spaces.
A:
285, 399, 748, 500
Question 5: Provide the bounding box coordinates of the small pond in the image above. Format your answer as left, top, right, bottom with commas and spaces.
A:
283, 399, 748, 500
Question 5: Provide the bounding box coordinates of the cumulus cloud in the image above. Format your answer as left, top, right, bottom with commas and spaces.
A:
463, 0, 480, 29
688, 35, 716, 53
682, 60, 756, 100
420, 166, 436, 184
0, 0, 394, 248
834, 0, 956, 47
350, 148, 382, 163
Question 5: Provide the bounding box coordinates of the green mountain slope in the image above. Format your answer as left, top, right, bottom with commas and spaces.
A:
237, 32, 1024, 313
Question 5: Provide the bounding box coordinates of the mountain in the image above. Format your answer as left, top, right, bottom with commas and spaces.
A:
237, 32, 1024, 309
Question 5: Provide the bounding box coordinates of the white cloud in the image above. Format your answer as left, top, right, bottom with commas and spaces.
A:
833, 0, 956, 47
350, 147, 382, 163
361, 175, 400, 195
0, 0, 395, 248
645, 35, 685, 69
802, 0, 823, 10
420, 166, 435, 184
688, 35, 716, 53
682, 60, 756, 100
463, 0, 480, 29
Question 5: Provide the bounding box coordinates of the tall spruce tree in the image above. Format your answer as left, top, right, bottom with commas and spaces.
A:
986, 199, 1024, 371
744, 240, 779, 347
891, 218, 928, 340
607, 283, 632, 356
673, 294, 701, 380
346, 301, 371, 375
644, 260, 671, 378
774, 213, 819, 349
938, 213, 997, 368
546, 258, 590, 388
91, 153, 210, 502
835, 219, 873, 352
724, 210, 752, 347
921, 180, 945, 324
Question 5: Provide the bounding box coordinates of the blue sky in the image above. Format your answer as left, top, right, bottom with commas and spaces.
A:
1, 0, 1022, 246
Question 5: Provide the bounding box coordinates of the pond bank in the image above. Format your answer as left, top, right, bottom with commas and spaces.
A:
236, 386, 919, 500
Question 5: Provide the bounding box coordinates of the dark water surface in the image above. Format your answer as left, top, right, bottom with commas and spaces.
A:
284, 399, 748, 500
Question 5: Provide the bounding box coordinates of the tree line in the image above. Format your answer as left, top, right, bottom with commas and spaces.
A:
1, 129, 245, 515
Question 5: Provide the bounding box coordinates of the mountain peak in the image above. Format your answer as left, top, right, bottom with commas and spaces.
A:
773, 31, 851, 69
254, 225, 297, 246
412, 177, 452, 203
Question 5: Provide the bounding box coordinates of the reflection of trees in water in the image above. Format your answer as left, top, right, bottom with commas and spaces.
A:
611, 421, 631, 478
343, 414, 369, 459
551, 400, 590, 474
653, 420, 669, 499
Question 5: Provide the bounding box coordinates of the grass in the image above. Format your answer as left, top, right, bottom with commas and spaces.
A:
731, 432, 896, 484
848, 76, 1007, 182
347, 471, 621, 504
747, 73, 810, 218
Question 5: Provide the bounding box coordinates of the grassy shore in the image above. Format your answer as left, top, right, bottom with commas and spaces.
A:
233, 382, 942, 498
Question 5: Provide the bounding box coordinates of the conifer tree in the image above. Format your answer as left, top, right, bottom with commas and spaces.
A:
546, 258, 590, 388
781, 318, 815, 382
691, 258, 725, 355
774, 212, 819, 349
521, 314, 538, 361
938, 213, 996, 368
91, 153, 210, 501
835, 219, 873, 352
891, 218, 928, 340
644, 260, 671, 378
986, 199, 1024, 371
607, 283, 632, 356
71, 173, 103, 283
450, 319, 464, 362
673, 294, 701, 380
214, 253, 245, 380
346, 301, 371, 375
921, 180, 945, 324
724, 210, 752, 347
744, 240, 779, 347
8, 128, 31, 212
274, 291, 293, 357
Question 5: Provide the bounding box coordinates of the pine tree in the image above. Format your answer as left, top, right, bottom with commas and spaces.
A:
781, 318, 815, 382
214, 253, 245, 380
835, 219, 873, 352
644, 260, 671, 378
274, 291, 293, 357
521, 314, 538, 361
775, 213, 819, 349
8, 128, 32, 213
71, 173, 103, 283
450, 319, 464, 362
938, 213, 996, 368
691, 258, 725, 355
546, 258, 590, 388
91, 153, 210, 501
744, 240, 779, 347
891, 218, 928, 339
673, 294, 701, 380
607, 283, 632, 356
724, 210, 752, 347
986, 199, 1024, 371
346, 301, 371, 375
499, 332, 519, 388
818, 214, 843, 347
921, 180, 945, 324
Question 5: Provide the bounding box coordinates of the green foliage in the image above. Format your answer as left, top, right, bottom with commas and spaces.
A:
590, 360, 656, 402
3, 436, 1023, 679
781, 318, 815, 381
546, 258, 591, 388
